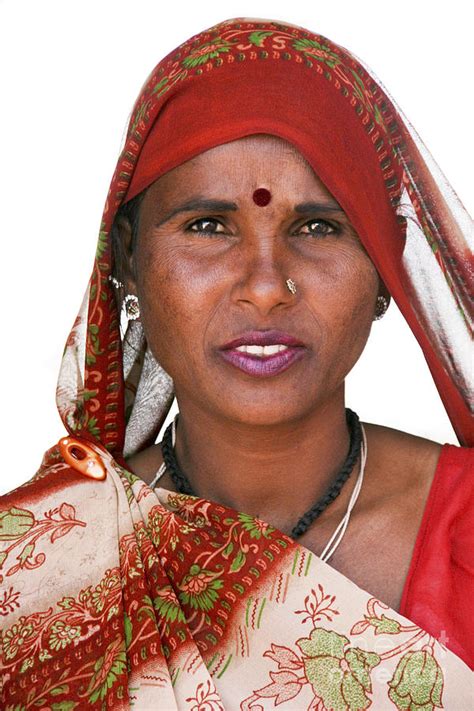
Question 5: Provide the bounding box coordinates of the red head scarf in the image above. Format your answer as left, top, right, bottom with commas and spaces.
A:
56, 17, 473, 457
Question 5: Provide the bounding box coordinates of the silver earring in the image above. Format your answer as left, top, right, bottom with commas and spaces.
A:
374, 295, 389, 321
286, 278, 297, 295
108, 275, 124, 289
123, 294, 140, 320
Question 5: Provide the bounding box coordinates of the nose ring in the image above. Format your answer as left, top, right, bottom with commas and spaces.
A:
286, 278, 297, 295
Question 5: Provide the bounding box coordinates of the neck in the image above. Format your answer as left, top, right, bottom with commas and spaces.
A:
171, 388, 355, 533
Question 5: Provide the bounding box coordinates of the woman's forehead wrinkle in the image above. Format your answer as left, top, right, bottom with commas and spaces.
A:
147, 140, 345, 223
149, 134, 337, 206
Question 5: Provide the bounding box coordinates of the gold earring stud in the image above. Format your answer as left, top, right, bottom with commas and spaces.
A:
286, 278, 297, 295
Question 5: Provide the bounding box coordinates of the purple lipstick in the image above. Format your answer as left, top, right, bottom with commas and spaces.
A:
219, 330, 306, 377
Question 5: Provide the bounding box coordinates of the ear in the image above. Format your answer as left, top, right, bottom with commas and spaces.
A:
378, 277, 391, 305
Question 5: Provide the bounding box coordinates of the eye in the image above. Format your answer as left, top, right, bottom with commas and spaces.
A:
296, 219, 340, 237
187, 217, 225, 236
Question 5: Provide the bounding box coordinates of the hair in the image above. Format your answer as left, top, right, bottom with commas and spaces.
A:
110, 190, 146, 287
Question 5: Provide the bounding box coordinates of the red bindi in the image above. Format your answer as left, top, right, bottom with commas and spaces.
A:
252, 188, 272, 206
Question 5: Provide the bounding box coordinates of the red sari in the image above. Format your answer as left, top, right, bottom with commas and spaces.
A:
400, 444, 474, 667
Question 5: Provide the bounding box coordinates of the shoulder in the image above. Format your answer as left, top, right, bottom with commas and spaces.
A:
363, 422, 443, 490
363, 422, 473, 510
364, 421, 473, 474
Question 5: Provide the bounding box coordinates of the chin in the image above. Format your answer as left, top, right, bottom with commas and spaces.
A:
211, 391, 321, 427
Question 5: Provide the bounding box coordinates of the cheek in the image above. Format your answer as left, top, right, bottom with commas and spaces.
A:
306, 251, 379, 354
322, 247, 378, 311
134, 243, 218, 373
338, 264, 377, 324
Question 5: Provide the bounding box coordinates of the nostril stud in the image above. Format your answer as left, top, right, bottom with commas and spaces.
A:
252, 188, 272, 206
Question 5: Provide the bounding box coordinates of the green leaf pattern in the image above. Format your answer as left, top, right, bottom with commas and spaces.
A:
178, 564, 224, 612
388, 651, 444, 710
250, 593, 447, 709
182, 38, 235, 68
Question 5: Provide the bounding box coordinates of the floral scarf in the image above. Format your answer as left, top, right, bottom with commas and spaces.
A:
1, 17, 472, 709
1, 449, 472, 708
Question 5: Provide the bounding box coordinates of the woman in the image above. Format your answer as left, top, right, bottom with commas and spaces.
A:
1, 16, 472, 709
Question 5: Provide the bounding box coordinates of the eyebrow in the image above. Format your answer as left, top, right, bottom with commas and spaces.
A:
294, 200, 344, 214
154, 197, 345, 227
155, 198, 238, 227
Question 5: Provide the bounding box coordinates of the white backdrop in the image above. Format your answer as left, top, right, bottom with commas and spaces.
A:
1, 0, 471, 494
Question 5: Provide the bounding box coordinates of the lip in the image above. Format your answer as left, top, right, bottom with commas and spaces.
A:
220, 330, 305, 350
220, 347, 305, 377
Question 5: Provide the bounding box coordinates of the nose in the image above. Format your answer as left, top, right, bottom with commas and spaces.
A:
231, 239, 296, 316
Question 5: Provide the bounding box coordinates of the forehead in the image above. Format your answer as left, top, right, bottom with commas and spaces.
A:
144, 134, 334, 202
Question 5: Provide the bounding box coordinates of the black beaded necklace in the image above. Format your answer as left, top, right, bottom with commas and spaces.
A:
161, 408, 362, 540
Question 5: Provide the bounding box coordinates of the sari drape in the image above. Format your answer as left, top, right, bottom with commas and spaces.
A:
1, 445, 472, 708
1, 17, 473, 708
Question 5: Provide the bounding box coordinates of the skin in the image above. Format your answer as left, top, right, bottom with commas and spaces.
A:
119, 135, 442, 612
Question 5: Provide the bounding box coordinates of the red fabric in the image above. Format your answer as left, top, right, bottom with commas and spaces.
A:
400, 444, 474, 668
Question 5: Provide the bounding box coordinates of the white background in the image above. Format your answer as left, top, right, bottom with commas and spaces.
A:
0, 0, 471, 494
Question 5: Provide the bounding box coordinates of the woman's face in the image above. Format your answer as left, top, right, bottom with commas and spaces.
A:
126, 135, 382, 426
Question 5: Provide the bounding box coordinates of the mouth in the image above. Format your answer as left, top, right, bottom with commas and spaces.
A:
219, 330, 307, 377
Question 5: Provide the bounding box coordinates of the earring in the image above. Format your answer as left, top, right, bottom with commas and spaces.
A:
286, 278, 297, 295
108, 275, 124, 290
374, 295, 389, 321
123, 294, 140, 320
